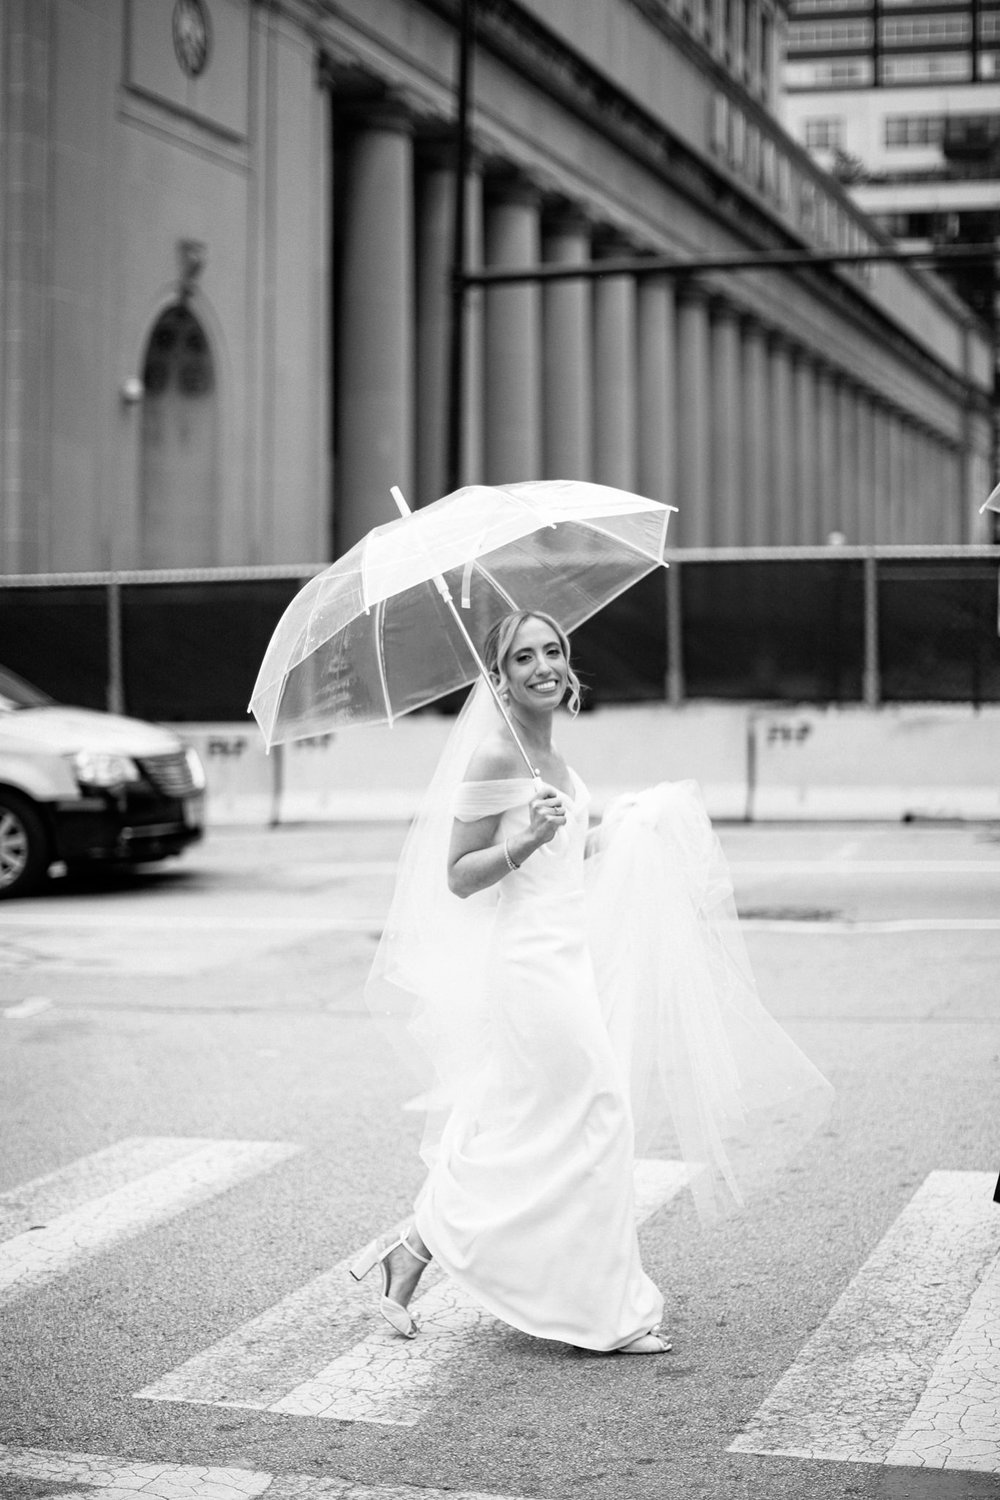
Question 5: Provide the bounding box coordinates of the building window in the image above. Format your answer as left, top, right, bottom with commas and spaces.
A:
784, 56, 875, 85
884, 112, 1000, 145
804, 116, 845, 148
885, 114, 943, 146
979, 49, 1000, 75
979, 11, 1000, 41
793, 0, 872, 10
880, 14, 971, 45
761, 8, 773, 92
880, 52, 972, 82
787, 18, 874, 47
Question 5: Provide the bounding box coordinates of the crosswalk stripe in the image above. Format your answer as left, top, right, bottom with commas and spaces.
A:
740, 918, 1000, 933
885, 1249, 1000, 1471
138, 1159, 694, 1425
728, 1171, 1000, 1471
0, 1444, 533, 1499
730, 860, 1000, 876
269, 1160, 694, 1426
135, 1217, 441, 1410
0, 1138, 299, 1309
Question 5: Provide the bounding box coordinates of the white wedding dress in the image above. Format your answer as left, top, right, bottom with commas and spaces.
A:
366, 681, 832, 1353
412, 771, 664, 1351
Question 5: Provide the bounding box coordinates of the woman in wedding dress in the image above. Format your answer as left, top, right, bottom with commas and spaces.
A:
353, 609, 831, 1355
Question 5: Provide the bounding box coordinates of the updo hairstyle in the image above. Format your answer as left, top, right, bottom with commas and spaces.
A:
481, 610, 582, 717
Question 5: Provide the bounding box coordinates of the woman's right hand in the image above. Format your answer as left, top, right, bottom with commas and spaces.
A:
526, 781, 568, 847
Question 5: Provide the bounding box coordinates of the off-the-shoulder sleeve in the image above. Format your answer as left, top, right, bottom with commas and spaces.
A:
452, 778, 534, 821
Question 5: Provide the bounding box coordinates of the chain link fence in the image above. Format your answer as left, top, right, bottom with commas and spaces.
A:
1, 549, 998, 719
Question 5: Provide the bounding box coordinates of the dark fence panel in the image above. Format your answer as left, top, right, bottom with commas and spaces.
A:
570, 570, 668, 706
5, 554, 1000, 720
681, 559, 866, 702
0, 586, 109, 709
120, 579, 305, 721
879, 560, 1000, 704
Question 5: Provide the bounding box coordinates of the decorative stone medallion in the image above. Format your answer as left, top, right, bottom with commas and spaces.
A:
172, 0, 211, 78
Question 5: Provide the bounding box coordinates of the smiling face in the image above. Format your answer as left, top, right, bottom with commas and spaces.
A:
502, 615, 570, 715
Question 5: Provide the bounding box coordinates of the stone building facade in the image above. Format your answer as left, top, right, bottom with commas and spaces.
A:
1, 0, 994, 575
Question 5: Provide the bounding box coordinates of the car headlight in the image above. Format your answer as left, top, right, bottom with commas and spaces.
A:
71, 750, 141, 790
184, 745, 207, 791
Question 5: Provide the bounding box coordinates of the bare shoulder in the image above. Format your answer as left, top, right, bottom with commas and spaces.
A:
463, 732, 525, 783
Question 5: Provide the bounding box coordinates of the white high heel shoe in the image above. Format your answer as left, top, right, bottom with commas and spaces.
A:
349, 1229, 432, 1338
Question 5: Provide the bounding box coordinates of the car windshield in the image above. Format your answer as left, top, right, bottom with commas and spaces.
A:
0, 666, 55, 712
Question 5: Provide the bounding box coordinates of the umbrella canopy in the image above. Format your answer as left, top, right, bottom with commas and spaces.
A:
249, 480, 675, 749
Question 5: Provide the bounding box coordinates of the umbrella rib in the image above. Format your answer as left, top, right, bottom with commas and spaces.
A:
578, 516, 673, 564
465, 558, 520, 610
373, 596, 394, 727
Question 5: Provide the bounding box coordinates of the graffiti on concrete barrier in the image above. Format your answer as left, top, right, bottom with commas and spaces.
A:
765, 721, 813, 746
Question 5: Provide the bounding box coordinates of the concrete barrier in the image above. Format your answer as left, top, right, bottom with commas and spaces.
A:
748, 704, 1000, 821
174, 702, 1000, 826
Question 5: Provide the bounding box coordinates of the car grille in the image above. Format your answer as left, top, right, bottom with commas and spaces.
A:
138, 751, 198, 799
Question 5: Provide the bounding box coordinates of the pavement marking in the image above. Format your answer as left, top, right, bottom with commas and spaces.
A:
886, 1248, 1000, 1471
137, 1159, 693, 1426
136, 1217, 429, 1411
729, 1171, 1000, 1472
731, 860, 1000, 876
269, 1159, 694, 1426
0, 1137, 299, 1309
0, 1444, 531, 1499
740, 918, 1000, 933
0, 912, 382, 931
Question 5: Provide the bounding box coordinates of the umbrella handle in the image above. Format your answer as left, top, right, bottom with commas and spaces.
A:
390, 486, 541, 780
433, 575, 540, 780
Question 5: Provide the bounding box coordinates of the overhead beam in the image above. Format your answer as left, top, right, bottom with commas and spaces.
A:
461, 241, 1000, 286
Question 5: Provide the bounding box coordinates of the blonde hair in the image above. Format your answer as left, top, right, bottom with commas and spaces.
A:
482, 611, 582, 717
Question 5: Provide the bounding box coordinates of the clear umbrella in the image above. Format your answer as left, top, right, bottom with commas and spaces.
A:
249, 479, 676, 770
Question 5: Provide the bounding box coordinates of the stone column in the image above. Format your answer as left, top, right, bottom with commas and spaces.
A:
675, 284, 712, 545
886, 412, 904, 541
931, 442, 946, 542
741, 317, 770, 545
914, 430, 932, 541
460, 163, 485, 487
637, 273, 676, 509
899, 423, 917, 540
835, 379, 858, 543
415, 145, 453, 507
871, 403, 891, 543
415, 150, 485, 496
709, 300, 742, 544
768, 333, 796, 544
542, 206, 592, 480
337, 108, 415, 551
792, 349, 818, 544
1, 0, 53, 571
483, 177, 542, 482
815, 364, 838, 542
592, 236, 637, 490
856, 393, 877, 544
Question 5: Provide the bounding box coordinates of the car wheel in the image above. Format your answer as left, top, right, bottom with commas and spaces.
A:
0, 792, 49, 898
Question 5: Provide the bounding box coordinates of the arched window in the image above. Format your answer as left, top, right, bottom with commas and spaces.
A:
139, 304, 219, 566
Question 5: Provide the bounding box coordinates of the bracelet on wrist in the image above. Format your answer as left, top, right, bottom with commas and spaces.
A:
502, 838, 521, 873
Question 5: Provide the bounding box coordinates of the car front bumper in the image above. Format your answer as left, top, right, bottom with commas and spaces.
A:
50, 792, 205, 864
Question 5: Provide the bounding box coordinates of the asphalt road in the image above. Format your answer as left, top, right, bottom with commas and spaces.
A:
1, 817, 999, 1500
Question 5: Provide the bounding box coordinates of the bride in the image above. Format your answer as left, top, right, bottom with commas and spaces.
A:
354, 609, 831, 1355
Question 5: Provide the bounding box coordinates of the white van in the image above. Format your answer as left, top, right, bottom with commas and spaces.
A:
0, 665, 205, 897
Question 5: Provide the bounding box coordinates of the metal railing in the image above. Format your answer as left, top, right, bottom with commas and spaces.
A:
1, 546, 998, 720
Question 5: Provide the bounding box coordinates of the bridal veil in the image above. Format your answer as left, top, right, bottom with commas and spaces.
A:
366, 680, 832, 1223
